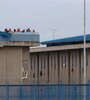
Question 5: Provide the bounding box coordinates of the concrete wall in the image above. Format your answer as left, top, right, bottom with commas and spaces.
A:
69, 50, 81, 84
38, 52, 48, 84
0, 46, 30, 84
81, 49, 90, 83
59, 51, 69, 84
0, 47, 21, 84
30, 47, 90, 84
87, 49, 90, 83
0, 47, 7, 84
22, 47, 30, 84
48, 52, 58, 84
30, 53, 38, 84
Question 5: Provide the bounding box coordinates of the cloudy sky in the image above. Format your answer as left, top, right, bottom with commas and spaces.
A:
0, 0, 90, 41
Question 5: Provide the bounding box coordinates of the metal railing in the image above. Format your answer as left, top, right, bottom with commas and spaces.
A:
0, 84, 90, 100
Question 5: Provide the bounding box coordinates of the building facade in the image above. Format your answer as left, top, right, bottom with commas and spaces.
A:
0, 31, 39, 84
30, 34, 90, 84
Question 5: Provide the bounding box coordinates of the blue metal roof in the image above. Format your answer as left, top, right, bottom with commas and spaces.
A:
41, 34, 90, 45
0, 31, 12, 37
0, 31, 39, 42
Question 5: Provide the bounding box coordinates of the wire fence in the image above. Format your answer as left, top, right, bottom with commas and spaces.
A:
0, 84, 90, 100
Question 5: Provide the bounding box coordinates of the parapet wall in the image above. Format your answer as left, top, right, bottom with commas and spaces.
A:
0, 31, 39, 47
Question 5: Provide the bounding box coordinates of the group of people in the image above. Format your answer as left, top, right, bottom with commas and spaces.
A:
4, 28, 35, 33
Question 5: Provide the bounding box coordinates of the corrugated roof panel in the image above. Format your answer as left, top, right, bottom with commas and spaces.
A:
41, 34, 90, 45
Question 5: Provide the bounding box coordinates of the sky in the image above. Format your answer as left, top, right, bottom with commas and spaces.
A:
0, 0, 90, 41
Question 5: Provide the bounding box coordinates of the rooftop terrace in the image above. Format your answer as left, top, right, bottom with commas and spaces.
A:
0, 31, 40, 47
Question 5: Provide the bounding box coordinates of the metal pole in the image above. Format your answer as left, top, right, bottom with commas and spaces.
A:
53, 30, 55, 40
50, 29, 56, 40
84, 0, 86, 99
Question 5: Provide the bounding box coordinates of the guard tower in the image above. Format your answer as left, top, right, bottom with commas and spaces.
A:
0, 31, 39, 84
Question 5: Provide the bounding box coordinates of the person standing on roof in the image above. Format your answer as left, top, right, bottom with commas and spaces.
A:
13, 29, 16, 33
26, 28, 31, 32
9, 28, 12, 33
17, 28, 20, 32
32, 29, 35, 33
4, 28, 9, 33
21, 29, 25, 32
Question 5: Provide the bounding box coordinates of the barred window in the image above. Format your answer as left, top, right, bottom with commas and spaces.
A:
31, 58, 32, 69
61, 56, 63, 68
54, 56, 56, 70
51, 56, 53, 68
34, 58, 35, 69
64, 55, 66, 67
75, 53, 77, 67
44, 56, 46, 69
86, 52, 88, 66
72, 54, 74, 67
41, 57, 43, 69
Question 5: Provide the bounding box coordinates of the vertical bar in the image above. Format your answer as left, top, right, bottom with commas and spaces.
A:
37, 53, 39, 84
61, 84, 62, 100
6, 83, 9, 100
88, 84, 90, 100
83, 0, 86, 100
79, 49, 81, 84
62, 84, 64, 100
20, 84, 23, 100
47, 52, 49, 84
87, 84, 89, 100
58, 51, 60, 84
65, 84, 66, 100
70, 84, 71, 100
74, 84, 77, 100
68, 51, 70, 84
46, 85, 49, 100
34, 85, 36, 100
57, 85, 59, 100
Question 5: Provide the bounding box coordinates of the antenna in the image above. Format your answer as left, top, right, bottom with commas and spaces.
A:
50, 28, 56, 39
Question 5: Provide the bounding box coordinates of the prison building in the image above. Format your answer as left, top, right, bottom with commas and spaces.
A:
0, 31, 39, 85
30, 34, 90, 84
